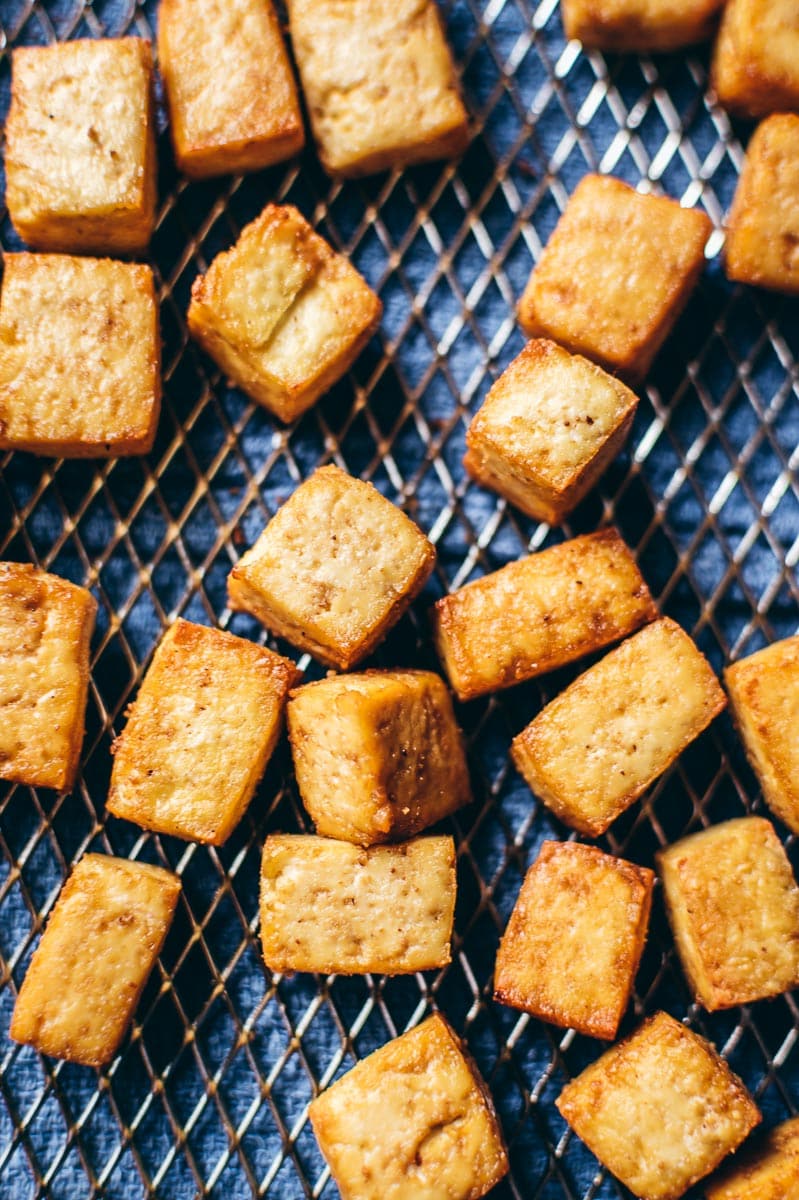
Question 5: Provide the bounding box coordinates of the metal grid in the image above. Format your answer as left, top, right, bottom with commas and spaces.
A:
0, 0, 798, 1196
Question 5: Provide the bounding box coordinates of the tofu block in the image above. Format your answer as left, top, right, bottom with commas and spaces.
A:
511, 617, 726, 836
309, 1014, 508, 1200
287, 670, 471, 846
657, 817, 799, 1010
0, 562, 96, 791
562, 0, 724, 51
5, 38, 156, 255
286, 0, 469, 177
10, 854, 180, 1066
518, 175, 712, 384
228, 465, 435, 670
556, 1011, 761, 1200
260, 834, 456, 974
188, 204, 381, 422
494, 841, 653, 1039
0, 253, 161, 458
108, 619, 299, 845
706, 1116, 799, 1200
158, 0, 304, 179
712, 0, 799, 119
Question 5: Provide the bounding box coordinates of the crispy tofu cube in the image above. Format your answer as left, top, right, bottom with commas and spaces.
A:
657, 817, 799, 1010
285, 0, 469, 177
309, 1014, 508, 1200
494, 841, 653, 1039
511, 618, 726, 836
188, 204, 381, 423
108, 619, 299, 845
711, 0, 799, 119
5, 38, 156, 255
10, 853, 180, 1066
228, 465, 435, 669
556, 1011, 760, 1200
517, 175, 712, 384
287, 670, 471, 846
562, 0, 724, 51
706, 1116, 799, 1200
0, 253, 161, 458
260, 834, 456, 974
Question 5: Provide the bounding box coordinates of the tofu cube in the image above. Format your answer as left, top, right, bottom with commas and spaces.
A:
0, 562, 96, 791
187, 204, 381, 423
0, 253, 161, 458
518, 175, 712, 384
494, 841, 653, 1040
5, 38, 156, 256
309, 1014, 508, 1200
556, 1011, 761, 1200
511, 618, 726, 836
158, 0, 304, 179
108, 619, 299, 845
285, 0, 469, 177
228, 465, 435, 670
706, 1116, 799, 1200
287, 670, 471, 846
562, 0, 724, 51
657, 817, 799, 1010
711, 0, 799, 120
10, 853, 180, 1066
260, 834, 456, 974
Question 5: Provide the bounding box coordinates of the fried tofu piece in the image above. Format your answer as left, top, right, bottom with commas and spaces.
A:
0, 253, 161, 458
309, 1014, 508, 1200
518, 175, 711, 384
557, 1011, 760, 1200
562, 0, 724, 51
706, 1116, 799, 1200
511, 618, 726, 836
10, 854, 180, 1066
287, 670, 471, 846
711, 0, 799, 119
5, 38, 156, 255
286, 0, 469, 177
188, 204, 381, 423
108, 619, 299, 845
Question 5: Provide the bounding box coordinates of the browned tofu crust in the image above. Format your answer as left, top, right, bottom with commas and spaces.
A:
706, 1115, 799, 1200
711, 0, 799, 119
562, 0, 724, 52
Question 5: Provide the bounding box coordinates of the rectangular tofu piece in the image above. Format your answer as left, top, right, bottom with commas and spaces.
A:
309, 1014, 508, 1200
562, 0, 724, 51
260, 834, 456, 974
511, 617, 726, 835
711, 0, 799, 119
432, 528, 657, 700
706, 1116, 799, 1200
10, 854, 180, 1066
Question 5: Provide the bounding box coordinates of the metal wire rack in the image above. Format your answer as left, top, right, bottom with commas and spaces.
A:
0, 0, 798, 1196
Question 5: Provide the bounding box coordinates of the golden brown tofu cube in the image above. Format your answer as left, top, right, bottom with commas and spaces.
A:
494, 841, 653, 1040
187, 204, 381, 423
706, 1116, 799, 1200
260, 834, 456, 974
518, 175, 712, 385
5, 38, 156, 255
562, 0, 724, 51
309, 1014, 508, 1200
0, 253, 161, 458
158, 0, 304, 179
285, 0, 469, 177
511, 617, 726, 836
108, 619, 299, 845
228, 465, 435, 670
711, 0, 799, 120
556, 1011, 760, 1200
287, 670, 471, 846
657, 817, 799, 1011
10, 853, 180, 1066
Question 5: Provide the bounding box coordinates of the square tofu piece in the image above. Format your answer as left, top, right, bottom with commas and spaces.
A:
229, 465, 435, 669
464, 340, 639, 523
260, 834, 456, 974
556, 1011, 760, 1200
0, 562, 96, 791
511, 618, 726, 836
657, 817, 799, 1010
108, 619, 299, 845
518, 175, 711, 384
5, 38, 156, 255
287, 670, 471, 845
0, 253, 160, 458
494, 841, 653, 1039
286, 0, 469, 177
562, 0, 724, 51
309, 1014, 508, 1200
712, 0, 799, 119
10, 854, 180, 1066
188, 204, 381, 423
706, 1116, 799, 1200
